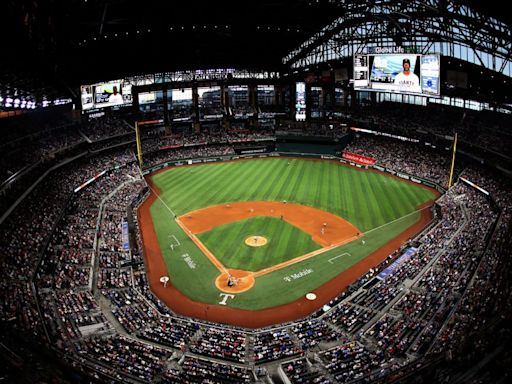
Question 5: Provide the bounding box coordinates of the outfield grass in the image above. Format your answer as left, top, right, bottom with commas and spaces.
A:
148, 158, 437, 309
151, 158, 435, 232
198, 216, 321, 272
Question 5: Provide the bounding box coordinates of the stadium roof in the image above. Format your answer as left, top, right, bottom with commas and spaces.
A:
1, 0, 510, 105
3, 0, 338, 85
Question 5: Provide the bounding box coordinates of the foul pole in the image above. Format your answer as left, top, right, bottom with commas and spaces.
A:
135, 119, 164, 169
448, 132, 458, 189
135, 121, 143, 168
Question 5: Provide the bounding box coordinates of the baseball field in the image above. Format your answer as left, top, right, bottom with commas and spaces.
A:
138, 157, 438, 326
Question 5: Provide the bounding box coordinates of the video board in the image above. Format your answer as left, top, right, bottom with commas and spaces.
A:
81, 80, 133, 110
353, 53, 440, 96
295, 82, 306, 121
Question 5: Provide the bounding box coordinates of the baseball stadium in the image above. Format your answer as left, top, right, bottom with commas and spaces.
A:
1, 1, 511, 383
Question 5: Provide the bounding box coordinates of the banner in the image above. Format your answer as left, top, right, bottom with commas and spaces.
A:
74, 171, 106, 193
459, 176, 490, 196
342, 151, 376, 165
234, 146, 273, 155
122, 221, 130, 251
159, 144, 183, 150
377, 247, 418, 280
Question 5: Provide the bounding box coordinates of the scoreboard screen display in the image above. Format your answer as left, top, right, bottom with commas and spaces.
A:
295, 82, 306, 121
81, 80, 132, 110
353, 53, 440, 96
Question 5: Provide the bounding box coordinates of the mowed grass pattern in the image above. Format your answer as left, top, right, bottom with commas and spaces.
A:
198, 217, 321, 272
148, 158, 438, 309
151, 158, 435, 232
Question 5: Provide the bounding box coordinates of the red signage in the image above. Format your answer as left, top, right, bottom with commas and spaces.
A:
159, 144, 183, 150
342, 151, 376, 165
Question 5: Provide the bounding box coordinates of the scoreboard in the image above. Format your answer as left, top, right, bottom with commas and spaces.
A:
353, 52, 440, 96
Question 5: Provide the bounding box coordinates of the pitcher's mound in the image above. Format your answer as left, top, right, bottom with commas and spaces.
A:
245, 236, 268, 247
216, 269, 255, 293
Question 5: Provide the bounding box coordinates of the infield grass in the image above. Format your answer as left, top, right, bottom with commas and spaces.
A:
198, 216, 321, 272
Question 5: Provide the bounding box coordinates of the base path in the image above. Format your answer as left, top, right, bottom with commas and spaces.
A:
178, 201, 361, 248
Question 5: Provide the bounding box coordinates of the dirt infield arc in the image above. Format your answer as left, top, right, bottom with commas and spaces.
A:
138, 173, 440, 328
178, 201, 361, 248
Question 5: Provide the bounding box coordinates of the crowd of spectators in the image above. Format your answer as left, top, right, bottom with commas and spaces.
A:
170, 105, 195, 121
0, 115, 138, 217
346, 102, 512, 156
292, 319, 343, 350
142, 144, 235, 169
320, 342, 385, 383
276, 121, 347, 139
0, 124, 84, 185
345, 133, 452, 187
163, 357, 252, 383
0, 149, 136, 340
79, 115, 133, 142
141, 128, 274, 154
189, 328, 247, 363
281, 358, 332, 384
73, 335, 170, 382
254, 329, 303, 364
1, 116, 511, 383
199, 105, 226, 120
231, 105, 257, 117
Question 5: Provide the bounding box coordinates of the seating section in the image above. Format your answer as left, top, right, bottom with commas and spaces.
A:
0, 116, 511, 383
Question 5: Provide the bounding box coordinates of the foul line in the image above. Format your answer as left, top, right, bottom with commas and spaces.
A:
145, 178, 229, 274
145, 181, 178, 218
363, 204, 433, 236
253, 206, 432, 278
253, 234, 360, 278
175, 218, 229, 275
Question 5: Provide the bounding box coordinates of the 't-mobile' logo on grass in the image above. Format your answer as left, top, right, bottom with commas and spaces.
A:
283, 268, 313, 282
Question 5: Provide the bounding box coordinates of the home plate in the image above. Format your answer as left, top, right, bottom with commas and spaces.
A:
306, 293, 317, 301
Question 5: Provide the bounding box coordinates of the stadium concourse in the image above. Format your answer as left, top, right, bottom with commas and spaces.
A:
0, 110, 510, 383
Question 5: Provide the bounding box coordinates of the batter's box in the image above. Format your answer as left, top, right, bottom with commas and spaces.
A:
328, 253, 351, 264
168, 234, 181, 248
